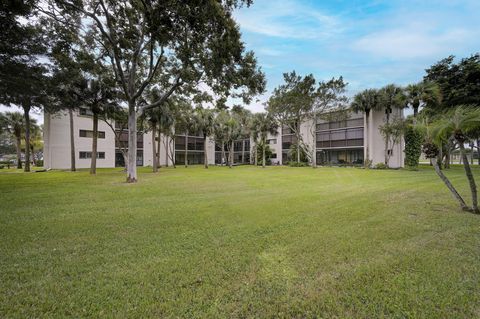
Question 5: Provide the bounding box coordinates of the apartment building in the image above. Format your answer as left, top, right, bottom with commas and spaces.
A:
43, 108, 404, 169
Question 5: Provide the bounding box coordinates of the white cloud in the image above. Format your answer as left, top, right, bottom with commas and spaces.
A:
234, 0, 341, 40
353, 27, 476, 59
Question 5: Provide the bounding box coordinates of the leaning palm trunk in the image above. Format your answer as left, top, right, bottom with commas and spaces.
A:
431, 157, 470, 212
69, 109, 76, 172
458, 142, 479, 213
365, 110, 370, 168
90, 112, 98, 175
15, 136, 22, 169
384, 110, 390, 166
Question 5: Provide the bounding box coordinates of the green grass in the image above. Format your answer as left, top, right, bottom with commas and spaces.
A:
1, 165, 480, 318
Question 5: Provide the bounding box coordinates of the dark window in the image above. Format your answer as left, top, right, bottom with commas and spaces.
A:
79, 108, 93, 116
79, 151, 105, 159
271, 153, 277, 159
267, 139, 277, 145
79, 130, 105, 139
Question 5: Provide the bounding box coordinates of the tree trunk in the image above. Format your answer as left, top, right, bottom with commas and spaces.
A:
170, 137, 176, 168
254, 141, 258, 166
15, 135, 22, 169
384, 108, 391, 166
203, 135, 208, 168
165, 136, 169, 167
90, 112, 98, 175
312, 118, 317, 168
30, 145, 35, 166
470, 142, 475, 165
69, 109, 76, 172
23, 106, 31, 172
185, 132, 188, 168
296, 138, 301, 164
157, 125, 161, 168
126, 103, 137, 183
152, 124, 158, 173
221, 142, 226, 166
262, 138, 266, 168
229, 140, 234, 168
432, 157, 470, 212
242, 139, 245, 164
459, 142, 479, 213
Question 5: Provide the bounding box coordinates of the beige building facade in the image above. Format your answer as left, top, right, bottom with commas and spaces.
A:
43, 108, 404, 170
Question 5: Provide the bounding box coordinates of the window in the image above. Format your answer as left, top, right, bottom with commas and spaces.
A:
79, 151, 105, 159
79, 130, 105, 139
267, 139, 277, 145
79, 108, 93, 116
271, 153, 277, 159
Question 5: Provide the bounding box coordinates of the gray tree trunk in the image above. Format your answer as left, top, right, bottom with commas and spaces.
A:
126, 104, 138, 183
157, 124, 161, 168
296, 139, 301, 163
90, 112, 98, 175
254, 141, 258, 166
384, 109, 390, 166
470, 142, 475, 165
242, 139, 245, 164
203, 136, 208, 169
459, 143, 479, 213
165, 136, 169, 167
432, 157, 470, 212
221, 142, 226, 166
16, 136, 22, 169
229, 140, 234, 168
262, 138, 266, 168
185, 132, 188, 168
23, 106, 31, 172
152, 124, 158, 173
69, 109, 76, 172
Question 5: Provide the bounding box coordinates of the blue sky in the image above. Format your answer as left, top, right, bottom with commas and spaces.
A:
234, 0, 480, 112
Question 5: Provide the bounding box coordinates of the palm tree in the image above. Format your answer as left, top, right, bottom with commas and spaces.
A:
405, 82, 441, 123
252, 112, 278, 168
2, 112, 25, 169
231, 105, 253, 164
432, 106, 480, 214
378, 84, 406, 166
213, 110, 230, 166
194, 107, 215, 169
177, 106, 195, 168
351, 89, 381, 167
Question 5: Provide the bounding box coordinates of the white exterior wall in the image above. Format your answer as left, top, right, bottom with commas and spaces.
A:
367, 108, 404, 168
44, 111, 115, 170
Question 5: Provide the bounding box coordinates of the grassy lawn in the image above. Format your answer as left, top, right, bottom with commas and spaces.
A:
1, 165, 480, 318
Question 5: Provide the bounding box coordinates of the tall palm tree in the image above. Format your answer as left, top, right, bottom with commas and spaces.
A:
2, 112, 25, 169
213, 110, 230, 166
405, 82, 441, 123
177, 106, 195, 168
252, 112, 278, 168
194, 107, 215, 169
351, 89, 381, 167
432, 106, 480, 214
378, 84, 406, 166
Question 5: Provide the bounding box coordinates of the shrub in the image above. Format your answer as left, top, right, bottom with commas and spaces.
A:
374, 162, 388, 169
288, 162, 308, 167
35, 160, 44, 167
404, 125, 424, 169
0, 165, 4, 169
